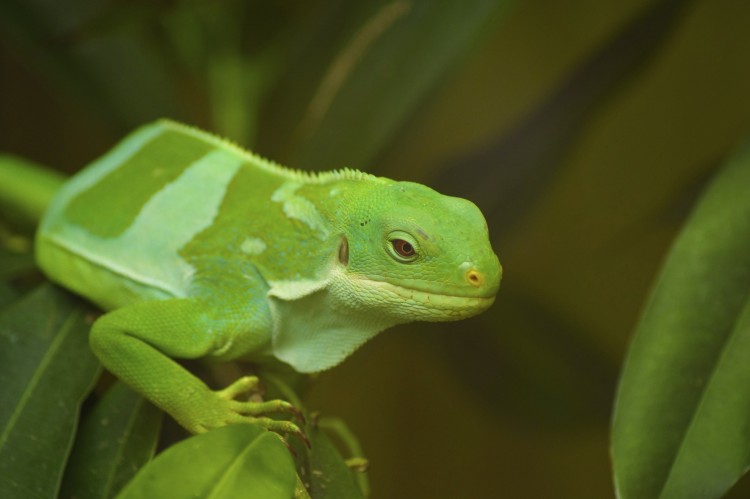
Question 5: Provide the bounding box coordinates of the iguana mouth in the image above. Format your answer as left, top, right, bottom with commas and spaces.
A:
351, 276, 496, 320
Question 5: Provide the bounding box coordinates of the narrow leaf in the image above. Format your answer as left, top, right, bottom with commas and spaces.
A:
305, 424, 366, 499
660, 298, 750, 497
435, 0, 693, 229
0, 284, 100, 499
260, 0, 513, 170
0, 154, 64, 226
60, 382, 162, 499
612, 140, 750, 498
117, 424, 296, 499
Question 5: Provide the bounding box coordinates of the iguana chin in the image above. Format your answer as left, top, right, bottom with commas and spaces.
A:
9, 119, 502, 436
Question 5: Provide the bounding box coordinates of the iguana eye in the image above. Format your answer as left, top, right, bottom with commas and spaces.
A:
393, 239, 415, 257
386, 232, 419, 263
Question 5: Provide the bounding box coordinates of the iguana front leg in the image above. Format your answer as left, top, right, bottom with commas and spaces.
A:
89, 297, 304, 440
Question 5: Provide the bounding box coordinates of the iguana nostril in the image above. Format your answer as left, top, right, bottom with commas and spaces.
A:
466, 269, 484, 287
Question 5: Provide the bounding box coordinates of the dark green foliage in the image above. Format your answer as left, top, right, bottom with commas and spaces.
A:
117, 424, 297, 499
59, 382, 162, 499
613, 142, 750, 498
2, 0, 750, 497
0, 285, 100, 499
0, 1, 513, 496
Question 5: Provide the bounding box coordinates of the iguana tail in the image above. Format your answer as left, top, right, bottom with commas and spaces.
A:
0, 155, 65, 226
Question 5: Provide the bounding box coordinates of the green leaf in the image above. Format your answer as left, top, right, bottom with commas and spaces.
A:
0, 282, 20, 310
0, 0, 182, 130
0, 248, 36, 281
304, 423, 367, 499
0, 284, 100, 499
259, 0, 513, 170
117, 424, 296, 499
612, 140, 750, 498
60, 382, 162, 499
0, 154, 65, 227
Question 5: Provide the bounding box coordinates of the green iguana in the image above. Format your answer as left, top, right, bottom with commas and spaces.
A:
1, 119, 502, 439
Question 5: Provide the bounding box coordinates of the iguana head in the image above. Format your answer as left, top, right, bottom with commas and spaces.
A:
269, 177, 502, 373
332, 180, 501, 323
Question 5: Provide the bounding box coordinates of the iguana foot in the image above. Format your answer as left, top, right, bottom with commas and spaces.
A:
218, 376, 305, 423
186, 376, 309, 447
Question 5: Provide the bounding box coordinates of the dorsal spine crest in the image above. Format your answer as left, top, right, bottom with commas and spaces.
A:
158, 119, 385, 186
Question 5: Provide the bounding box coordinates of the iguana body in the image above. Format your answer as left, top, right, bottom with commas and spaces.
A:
31, 120, 501, 434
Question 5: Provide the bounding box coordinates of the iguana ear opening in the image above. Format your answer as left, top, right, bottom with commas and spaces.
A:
338, 236, 349, 266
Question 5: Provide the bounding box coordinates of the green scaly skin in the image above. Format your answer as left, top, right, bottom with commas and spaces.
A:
1, 120, 502, 439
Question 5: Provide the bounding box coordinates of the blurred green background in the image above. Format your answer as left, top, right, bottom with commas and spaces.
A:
2, 0, 750, 497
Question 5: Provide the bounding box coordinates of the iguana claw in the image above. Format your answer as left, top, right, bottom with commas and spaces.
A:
195, 376, 310, 447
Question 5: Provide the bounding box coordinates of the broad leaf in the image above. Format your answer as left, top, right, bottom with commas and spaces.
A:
60, 382, 162, 499
117, 424, 296, 499
0, 284, 100, 499
612, 140, 750, 498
